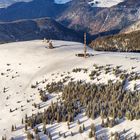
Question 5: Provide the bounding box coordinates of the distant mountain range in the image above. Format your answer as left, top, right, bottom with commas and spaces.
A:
0, 0, 32, 8
0, 0, 125, 8
0, 0, 140, 43
0, 0, 139, 34
0, 0, 66, 21
0, 18, 81, 43
58, 0, 140, 35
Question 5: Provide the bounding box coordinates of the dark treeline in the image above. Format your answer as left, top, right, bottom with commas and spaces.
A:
90, 30, 140, 52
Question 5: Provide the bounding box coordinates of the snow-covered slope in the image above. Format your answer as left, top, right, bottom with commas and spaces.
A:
0, 40, 140, 139
55, 0, 125, 7
0, 0, 71, 7
54, 0, 72, 4
0, 0, 71, 8
0, 0, 125, 8
0, 0, 32, 8
88, 0, 124, 7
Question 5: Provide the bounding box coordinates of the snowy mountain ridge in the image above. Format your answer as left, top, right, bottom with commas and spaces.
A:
54, 0, 72, 4
0, 0, 125, 8
55, 0, 125, 7
88, 0, 125, 7
0, 0, 32, 8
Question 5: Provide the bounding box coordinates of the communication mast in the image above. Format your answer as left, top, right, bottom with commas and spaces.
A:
84, 32, 87, 58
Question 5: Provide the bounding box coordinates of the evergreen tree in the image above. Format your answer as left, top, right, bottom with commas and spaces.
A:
11, 125, 14, 132
79, 126, 83, 133
82, 124, 85, 131
71, 131, 73, 136
2, 136, 6, 140
14, 125, 16, 131
34, 127, 38, 134
25, 124, 28, 131
43, 124, 46, 133
27, 132, 33, 140
89, 130, 93, 138
48, 41, 54, 49
58, 131, 61, 137
91, 123, 95, 132
22, 118, 24, 124
114, 132, 119, 140
134, 133, 137, 139
63, 133, 66, 138
44, 128, 47, 135
101, 119, 105, 127
35, 134, 40, 140
48, 132, 52, 140
77, 119, 80, 125
57, 113, 60, 123
25, 114, 28, 120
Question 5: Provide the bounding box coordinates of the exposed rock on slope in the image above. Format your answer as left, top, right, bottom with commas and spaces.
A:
58, 0, 140, 35
90, 31, 140, 52
122, 20, 140, 33
0, 18, 81, 42
0, 0, 140, 37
